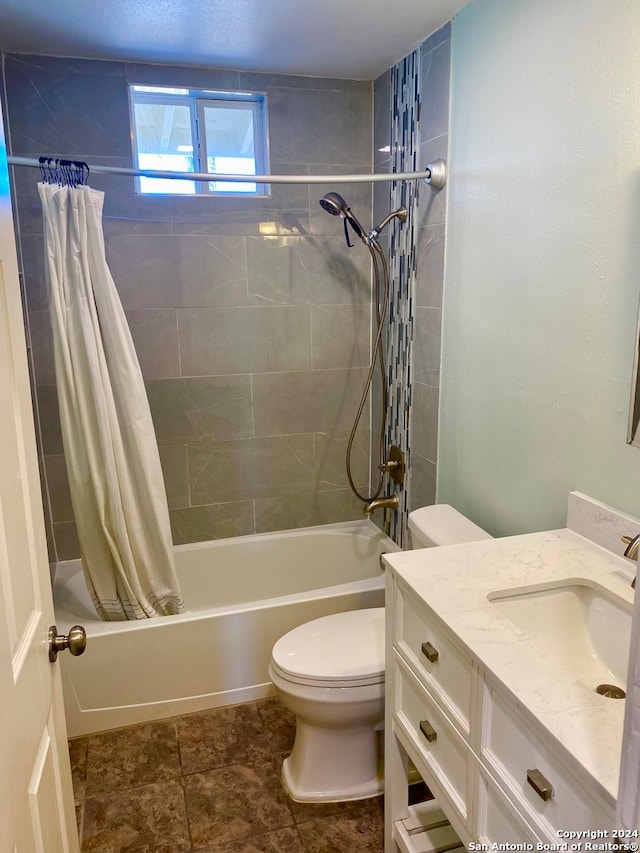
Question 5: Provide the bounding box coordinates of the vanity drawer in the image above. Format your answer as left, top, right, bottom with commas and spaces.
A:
476, 763, 542, 845
482, 689, 614, 836
395, 584, 473, 734
394, 653, 471, 828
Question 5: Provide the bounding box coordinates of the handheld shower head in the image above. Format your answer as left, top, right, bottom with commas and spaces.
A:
319, 192, 348, 217
319, 193, 408, 248
318, 192, 367, 247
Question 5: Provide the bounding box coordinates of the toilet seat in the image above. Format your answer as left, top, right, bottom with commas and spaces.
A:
270, 608, 385, 689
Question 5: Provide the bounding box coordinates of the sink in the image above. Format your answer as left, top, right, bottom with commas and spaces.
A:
487, 581, 632, 691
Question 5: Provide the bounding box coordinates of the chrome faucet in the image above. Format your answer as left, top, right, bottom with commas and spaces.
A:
622, 534, 640, 589
363, 494, 399, 516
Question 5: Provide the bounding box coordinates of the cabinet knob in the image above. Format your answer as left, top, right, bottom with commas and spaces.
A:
419, 719, 437, 743
527, 768, 553, 801
421, 641, 439, 663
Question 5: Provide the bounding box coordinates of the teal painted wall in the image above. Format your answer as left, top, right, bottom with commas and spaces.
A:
439, 0, 640, 535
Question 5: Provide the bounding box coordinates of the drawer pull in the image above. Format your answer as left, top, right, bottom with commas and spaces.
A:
419, 719, 437, 743
527, 768, 553, 801
421, 641, 439, 663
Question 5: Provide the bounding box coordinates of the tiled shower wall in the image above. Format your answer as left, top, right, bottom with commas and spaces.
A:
372, 24, 451, 525
1, 54, 374, 560
411, 25, 451, 510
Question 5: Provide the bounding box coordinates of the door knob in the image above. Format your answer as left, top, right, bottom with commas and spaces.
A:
48, 625, 87, 662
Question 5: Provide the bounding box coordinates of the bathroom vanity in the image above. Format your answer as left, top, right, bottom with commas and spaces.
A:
383, 497, 636, 851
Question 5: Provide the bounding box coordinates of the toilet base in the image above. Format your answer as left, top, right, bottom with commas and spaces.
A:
281, 719, 384, 803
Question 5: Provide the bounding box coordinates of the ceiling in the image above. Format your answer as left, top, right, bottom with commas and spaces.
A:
0, 0, 469, 80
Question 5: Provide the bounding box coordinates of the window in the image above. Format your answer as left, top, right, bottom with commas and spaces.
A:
129, 85, 269, 196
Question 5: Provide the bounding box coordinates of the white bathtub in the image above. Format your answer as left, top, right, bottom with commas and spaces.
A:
53, 519, 398, 737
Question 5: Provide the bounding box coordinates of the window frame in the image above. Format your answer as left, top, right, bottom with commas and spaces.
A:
129, 85, 269, 197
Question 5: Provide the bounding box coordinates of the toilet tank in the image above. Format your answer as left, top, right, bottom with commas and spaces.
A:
408, 505, 493, 549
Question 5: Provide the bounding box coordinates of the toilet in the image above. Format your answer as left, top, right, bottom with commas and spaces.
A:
269, 505, 493, 803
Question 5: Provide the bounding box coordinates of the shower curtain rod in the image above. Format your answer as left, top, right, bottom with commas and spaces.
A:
6, 156, 446, 188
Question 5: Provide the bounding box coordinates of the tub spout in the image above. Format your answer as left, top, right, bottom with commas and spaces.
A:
363, 494, 399, 516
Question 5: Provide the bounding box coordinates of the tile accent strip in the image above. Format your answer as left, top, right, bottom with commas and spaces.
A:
385, 48, 421, 547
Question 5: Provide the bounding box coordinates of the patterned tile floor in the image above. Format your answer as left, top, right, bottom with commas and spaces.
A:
69, 697, 388, 852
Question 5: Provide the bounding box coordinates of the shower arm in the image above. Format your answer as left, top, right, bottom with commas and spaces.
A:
368, 207, 408, 242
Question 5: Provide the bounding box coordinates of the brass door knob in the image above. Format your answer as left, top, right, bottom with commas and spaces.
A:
48, 625, 87, 662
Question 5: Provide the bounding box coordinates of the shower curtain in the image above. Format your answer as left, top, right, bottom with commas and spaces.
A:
39, 182, 184, 620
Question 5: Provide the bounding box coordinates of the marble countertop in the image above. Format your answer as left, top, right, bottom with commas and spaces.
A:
384, 527, 635, 808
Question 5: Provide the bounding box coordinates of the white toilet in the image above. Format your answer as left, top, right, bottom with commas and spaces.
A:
269, 505, 492, 803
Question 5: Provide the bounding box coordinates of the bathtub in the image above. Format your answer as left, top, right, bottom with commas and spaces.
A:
53, 519, 398, 737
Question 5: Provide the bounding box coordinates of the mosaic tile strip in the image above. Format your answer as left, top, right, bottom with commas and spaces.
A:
384, 48, 421, 547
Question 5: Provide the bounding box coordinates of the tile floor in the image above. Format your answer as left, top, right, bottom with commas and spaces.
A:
69, 697, 389, 852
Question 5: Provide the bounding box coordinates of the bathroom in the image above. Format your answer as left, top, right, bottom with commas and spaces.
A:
1, 0, 640, 849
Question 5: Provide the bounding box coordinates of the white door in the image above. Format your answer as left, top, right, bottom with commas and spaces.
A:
0, 112, 80, 849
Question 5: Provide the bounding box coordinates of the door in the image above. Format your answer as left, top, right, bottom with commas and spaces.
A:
0, 110, 79, 850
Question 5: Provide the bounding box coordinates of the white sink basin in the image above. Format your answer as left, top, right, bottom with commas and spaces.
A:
488, 581, 632, 691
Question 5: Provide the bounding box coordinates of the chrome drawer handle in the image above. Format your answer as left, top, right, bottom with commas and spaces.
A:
527, 768, 553, 801
421, 641, 439, 663
419, 719, 437, 743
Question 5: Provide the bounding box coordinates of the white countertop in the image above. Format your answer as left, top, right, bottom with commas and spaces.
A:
384, 527, 635, 808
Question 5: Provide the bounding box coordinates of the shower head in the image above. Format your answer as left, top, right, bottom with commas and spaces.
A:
319, 192, 367, 247
319, 191, 348, 217
319, 193, 408, 248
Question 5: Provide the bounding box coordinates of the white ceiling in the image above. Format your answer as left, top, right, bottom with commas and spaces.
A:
0, 0, 469, 80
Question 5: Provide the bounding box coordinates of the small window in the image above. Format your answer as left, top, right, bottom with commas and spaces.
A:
129, 85, 269, 196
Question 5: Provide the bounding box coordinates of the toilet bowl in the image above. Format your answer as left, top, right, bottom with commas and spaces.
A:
270, 505, 493, 803
269, 607, 385, 802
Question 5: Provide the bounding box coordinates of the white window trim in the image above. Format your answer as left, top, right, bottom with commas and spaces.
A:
129, 86, 269, 197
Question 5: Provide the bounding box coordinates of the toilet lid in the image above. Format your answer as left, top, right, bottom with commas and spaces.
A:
271, 608, 385, 685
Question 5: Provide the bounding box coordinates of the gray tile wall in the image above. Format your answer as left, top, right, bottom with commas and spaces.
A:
411, 24, 450, 510
2, 54, 373, 556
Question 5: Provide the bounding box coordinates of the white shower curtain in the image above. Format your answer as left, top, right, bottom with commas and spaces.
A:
39, 182, 184, 620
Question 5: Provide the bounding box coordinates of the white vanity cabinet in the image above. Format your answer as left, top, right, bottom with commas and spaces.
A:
480, 682, 614, 841
385, 568, 617, 853
386, 575, 477, 849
